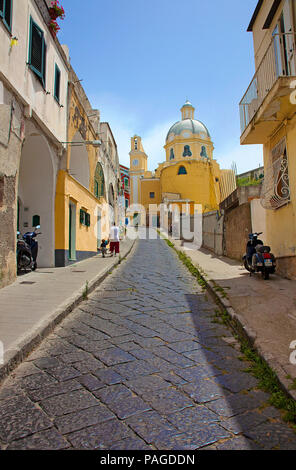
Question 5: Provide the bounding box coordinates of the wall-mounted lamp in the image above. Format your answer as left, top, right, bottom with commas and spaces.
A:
61, 140, 102, 148
10, 37, 18, 47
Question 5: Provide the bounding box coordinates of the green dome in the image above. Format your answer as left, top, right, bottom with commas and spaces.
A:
166, 119, 211, 141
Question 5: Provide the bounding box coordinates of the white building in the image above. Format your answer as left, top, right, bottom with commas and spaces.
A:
0, 0, 69, 286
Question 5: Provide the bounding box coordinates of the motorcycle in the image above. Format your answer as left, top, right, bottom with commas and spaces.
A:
17, 225, 41, 272
243, 232, 276, 280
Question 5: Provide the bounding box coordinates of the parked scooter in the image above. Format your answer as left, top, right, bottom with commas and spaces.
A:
243, 232, 276, 280
17, 225, 41, 272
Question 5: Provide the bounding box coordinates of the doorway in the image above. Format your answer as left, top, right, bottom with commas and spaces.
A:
69, 202, 76, 260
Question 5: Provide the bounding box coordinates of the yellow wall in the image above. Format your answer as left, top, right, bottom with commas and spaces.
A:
55, 171, 109, 254
140, 179, 162, 210
246, 0, 296, 278
55, 85, 109, 262
160, 160, 221, 212
164, 136, 214, 162
263, 120, 296, 260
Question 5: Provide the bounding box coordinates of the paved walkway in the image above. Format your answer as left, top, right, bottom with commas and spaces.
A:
168, 238, 296, 395
0, 238, 295, 450
0, 239, 134, 380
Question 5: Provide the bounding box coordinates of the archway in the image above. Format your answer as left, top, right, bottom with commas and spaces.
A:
69, 131, 90, 189
18, 134, 55, 267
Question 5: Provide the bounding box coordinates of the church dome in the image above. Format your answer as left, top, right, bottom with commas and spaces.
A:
166, 101, 211, 141
166, 119, 211, 140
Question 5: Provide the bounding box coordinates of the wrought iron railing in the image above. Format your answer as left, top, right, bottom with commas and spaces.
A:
260, 154, 290, 210
240, 33, 296, 135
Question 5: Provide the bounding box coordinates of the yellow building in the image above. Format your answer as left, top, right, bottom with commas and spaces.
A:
55, 68, 110, 266
129, 101, 236, 227
240, 0, 296, 279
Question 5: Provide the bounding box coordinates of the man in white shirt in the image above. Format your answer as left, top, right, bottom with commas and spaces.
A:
109, 222, 120, 257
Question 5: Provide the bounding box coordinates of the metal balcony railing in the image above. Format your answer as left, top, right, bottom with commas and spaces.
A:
239, 33, 296, 135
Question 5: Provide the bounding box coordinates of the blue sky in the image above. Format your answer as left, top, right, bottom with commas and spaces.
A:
59, 0, 262, 174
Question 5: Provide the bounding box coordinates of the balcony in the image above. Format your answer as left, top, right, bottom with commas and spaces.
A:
240, 33, 296, 145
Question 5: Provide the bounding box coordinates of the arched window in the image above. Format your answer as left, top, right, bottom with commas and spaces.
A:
178, 166, 187, 175
200, 146, 208, 158
94, 162, 105, 199
170, 148, 175, 160
183, 145, 192, 157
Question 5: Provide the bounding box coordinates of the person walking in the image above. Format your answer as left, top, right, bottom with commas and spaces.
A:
109, 222, 120, 257
100, 239, 109, 258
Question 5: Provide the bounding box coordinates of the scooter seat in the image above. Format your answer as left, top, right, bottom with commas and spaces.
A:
256, 245, 271, 253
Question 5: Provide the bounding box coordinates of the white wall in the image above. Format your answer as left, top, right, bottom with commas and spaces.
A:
0, 0, 68, 143
18, 132, 56, 267
251, 198, 267, 238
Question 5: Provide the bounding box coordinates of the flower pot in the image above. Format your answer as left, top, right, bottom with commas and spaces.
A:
49, 8, 59, 20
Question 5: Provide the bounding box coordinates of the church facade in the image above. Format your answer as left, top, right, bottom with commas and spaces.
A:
129, 101, 236, 228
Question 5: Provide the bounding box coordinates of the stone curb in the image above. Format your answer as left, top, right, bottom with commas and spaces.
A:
0, 239, 137, 384
161, 232, 296, 403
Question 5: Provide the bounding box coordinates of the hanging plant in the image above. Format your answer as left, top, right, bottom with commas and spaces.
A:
49, 19, 61, 37
49, 1, 65, 21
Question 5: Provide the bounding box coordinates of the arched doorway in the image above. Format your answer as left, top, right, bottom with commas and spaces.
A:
69, 131, 90, 189
18, 134, 55, 267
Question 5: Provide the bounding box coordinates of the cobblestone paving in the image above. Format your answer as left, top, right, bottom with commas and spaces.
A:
1, 238, 296, 450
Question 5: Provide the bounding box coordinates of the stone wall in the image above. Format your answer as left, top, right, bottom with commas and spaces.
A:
0, 98, 24, 288
224, 203, 252, 261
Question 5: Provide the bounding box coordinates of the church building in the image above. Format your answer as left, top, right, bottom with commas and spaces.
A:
129, 101, 236, 227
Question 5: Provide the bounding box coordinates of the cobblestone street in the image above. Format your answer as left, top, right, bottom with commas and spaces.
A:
1, 238, 296, 450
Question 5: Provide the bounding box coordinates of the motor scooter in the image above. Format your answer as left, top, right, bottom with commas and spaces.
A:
243, 232, 276, 280
17, 225, 41, 272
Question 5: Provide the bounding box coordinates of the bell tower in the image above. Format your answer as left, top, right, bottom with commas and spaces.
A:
129, 135, 148, 205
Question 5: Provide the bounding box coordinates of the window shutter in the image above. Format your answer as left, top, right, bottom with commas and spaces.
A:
42, 41, 47, 87
86, 213, 90, 227
31, 24, 43, 73
4, 0, 12, 29
0, 0, 4, 17
80, 209, 85, 225
54, 65, 61, 102
94, 180, 98, 198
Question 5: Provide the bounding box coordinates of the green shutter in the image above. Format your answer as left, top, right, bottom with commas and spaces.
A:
42, 41, 47, 87
94, 180, 98, 198
86, 213, 90, 227
29, 17, 46, 87
54, 64, 61, 102
3, 0, 12, 30
80, 209, 85, 225
0, 0, 4, 17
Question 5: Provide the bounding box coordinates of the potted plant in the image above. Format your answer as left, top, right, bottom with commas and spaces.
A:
49, 1, 65, 21
49, 19, 61, 37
